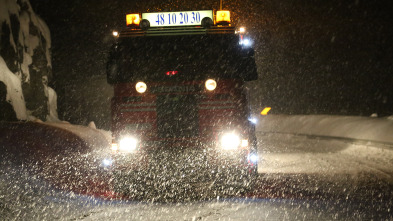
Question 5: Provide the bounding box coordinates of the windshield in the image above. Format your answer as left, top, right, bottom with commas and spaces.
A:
107, 34, 257, 83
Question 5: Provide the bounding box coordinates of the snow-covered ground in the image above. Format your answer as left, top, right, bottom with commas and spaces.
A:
2, 157, 390, 220
0, 160, 365, 221
256, 114, 393, 144
30, 115, 393, 181
1, 115, 393, 220
256, 115, 393, 180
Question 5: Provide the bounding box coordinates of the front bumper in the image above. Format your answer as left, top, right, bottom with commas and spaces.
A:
109, 146, 256, 174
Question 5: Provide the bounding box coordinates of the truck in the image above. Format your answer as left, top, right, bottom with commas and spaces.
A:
106, 9, 258, 199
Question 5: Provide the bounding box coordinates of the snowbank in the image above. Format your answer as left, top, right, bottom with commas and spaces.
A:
256, 115, 393, 144
1, 0, 56, 121
43, 121, 112, 149
0, 57, 27, 120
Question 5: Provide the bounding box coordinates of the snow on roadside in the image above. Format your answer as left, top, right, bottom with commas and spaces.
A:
256, 115, 393, 144
42, 121, 111, 150
0, 159, 115, 220
259, 133, 393, 178
0, 57, 27, 120
0, 121, 114, 220
257, 115, 393, 182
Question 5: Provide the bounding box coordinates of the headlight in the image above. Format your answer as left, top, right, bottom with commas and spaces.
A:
119, 137, 138, 153
220, 132, 241, 150
239, 38, 252, 46
205, 79, 217, 91
248, 117, 257, 124
135, 81, 147, 93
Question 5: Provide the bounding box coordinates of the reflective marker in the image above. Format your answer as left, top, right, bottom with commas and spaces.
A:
261, 107, 271, 115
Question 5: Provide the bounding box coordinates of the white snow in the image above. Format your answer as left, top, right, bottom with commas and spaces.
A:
0, 0, 55, 121
258, 133, 393, 177
1, 115, 393, 220
256, 114, 393, 144
40, 115, 393, 183
43, 114, 393, 179
43, 121, 112, 148
255, 115, 393, 180
67, 199, 336, 220
0, 162, 337, 221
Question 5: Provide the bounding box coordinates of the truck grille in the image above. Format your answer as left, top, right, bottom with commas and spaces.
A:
156, 94, 199, 138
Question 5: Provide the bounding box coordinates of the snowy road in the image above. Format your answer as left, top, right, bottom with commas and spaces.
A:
258, 132, 393, 178
1, 129, 392, 220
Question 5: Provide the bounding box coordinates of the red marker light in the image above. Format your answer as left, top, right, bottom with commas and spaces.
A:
166, 71, 178, 76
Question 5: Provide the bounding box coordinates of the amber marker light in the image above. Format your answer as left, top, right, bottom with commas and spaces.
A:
215, 10, 230, 24
126, 13, 140, 26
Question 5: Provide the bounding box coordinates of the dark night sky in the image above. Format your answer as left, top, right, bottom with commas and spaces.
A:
30, 0, 393, 117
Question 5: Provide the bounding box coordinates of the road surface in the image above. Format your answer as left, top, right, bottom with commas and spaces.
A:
1, 122, 392, 220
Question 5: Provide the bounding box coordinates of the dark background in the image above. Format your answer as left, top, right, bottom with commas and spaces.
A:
30, 0, 393, 120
